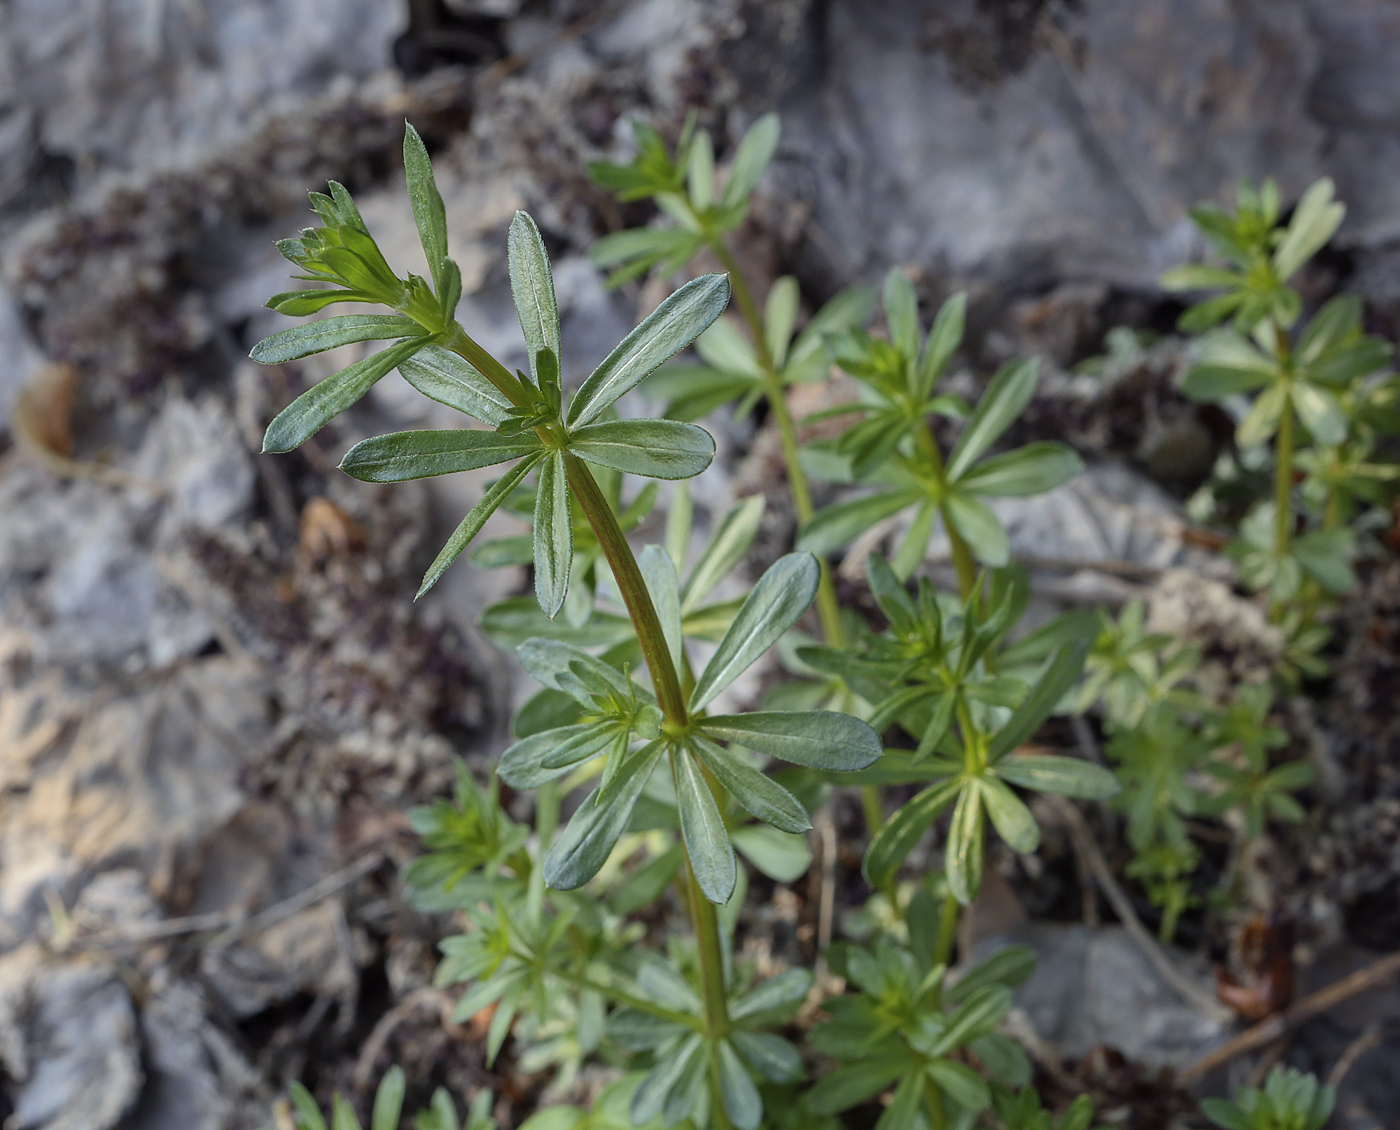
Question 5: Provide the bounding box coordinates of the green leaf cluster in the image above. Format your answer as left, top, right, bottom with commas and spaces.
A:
1201, 1066, 1335, 1130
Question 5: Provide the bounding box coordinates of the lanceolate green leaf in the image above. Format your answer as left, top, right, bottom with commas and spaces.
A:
716, 1040, 762, 1130
957, 442, 1082, 497
946, 785, 986, 904
690, 553, 819, 711
498, 724, 611, 788
250, 315, 424, 364
639, 545, 683, 671
534, 451, 572, 618
994, 753, 1121, 799
691, 736, 811, 833
674, 747, 736, 903
681, 494, 765, 612
918, 291, 966, 398
720, 112, 780, 210
340, 428, 540, 482
569, 419, 716, 480
417, 455, 542, 597
797, 488, 921, 555
399, 345, 513, 426
943, 491, 1009, 566
403, 123, 450, 294
698, 712, 881, 771
569, 274, 731, 427
266, 289, 379, 316
987, 642, 1088, 762
977, 777, 1039, 853
1273, 178, 1344, 281
947, 358, 1038, 479
508, 212, 561, 382
262, 337, 428, 453
863, 778, 961, 887
545, 741, 665, 889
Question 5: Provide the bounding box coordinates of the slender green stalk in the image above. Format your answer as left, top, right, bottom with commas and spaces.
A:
1274, 396, 1296, 558
914, 420, 977, 600
564, 451, 733, 1125
445, 324, 529, 406
565, 453, 689, 724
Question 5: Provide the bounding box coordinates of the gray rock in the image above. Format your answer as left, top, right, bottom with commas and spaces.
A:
0, 945, 143, 1130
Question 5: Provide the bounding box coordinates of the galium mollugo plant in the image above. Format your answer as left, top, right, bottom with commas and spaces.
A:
254, 123, 882, 1130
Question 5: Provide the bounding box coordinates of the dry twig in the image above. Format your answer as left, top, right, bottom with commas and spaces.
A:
1179, 950, 1400, 1085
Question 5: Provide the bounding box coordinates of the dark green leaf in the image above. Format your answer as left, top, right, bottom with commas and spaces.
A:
498, 724, 610, 788
807, 1057, 912, 1115
340, 428, 540, 482
994, 753, 1121, 799
534, 452, 572, 618
943, 491, 1009, 566
945, 785, 985, 905
263, 337, 426, 453
568, 274, 731, 427
1180, 332, 1275, 401
569, 418, 715, 480
675, 746, 736, 903
371, 1067, 406, 1130
508, 212, 561, 383
977, 777, 1039, 853
418, 455, 541, 597
945, 945, 1036, 1004
863, 778, 962, 887
691, 736, 811, 833
956, 442, 1082, 497
690, 554, 819, 711
797, 489, 921, 556
987, 642, 1088, 762
698, 711, 881, 771
404, 123, 450, 294
717, 1039, 763, 1130
729, 1031, 803, 1084
251, 315, 424, 364
399, 344, 514, 426
926, 1059, 990, 1113
947, 358, 1038, 479
544, 741, 664, 889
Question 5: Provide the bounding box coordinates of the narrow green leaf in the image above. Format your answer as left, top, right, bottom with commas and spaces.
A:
371, 1067, 406, 1130
797, 489, 921, 555
664, 481, 693, 571
498, 724, 610, 788
917, 291, 966, 397
808, 1057, 911, 1115
1273, 178, 1344, 281
720, 113, 780, 210
883, 268, 921, 362
640, 544, 684, 672
863, 778, 961, 887
687, 130, 715, 211
945, 945, 1036, 1004
1291, 383, 1347, 446
728, 1031, 803, 1083
691, 735, 811, 833
947, 358, 1038, 479
674, 746, 736, 903
730, 968, 812, 1023
545, 741, 665, 889
418, 454, 541, 598
568, 274, 731, 427
266, 289, 378, 316
765, 276, 800, 368
341, 428, 540, 482
732, 824, 812, 882
508, 211, 561, 383
251, 315, 423, 364
717, 1039, 763, 1130
875, 1074, 923, 1130
943, 491, 1009, 566
533, 452, 572, 619
332, 1095, 365, 1130
956, 442, 1082, 497
891, 501, 936, 579
690, 554, 818, 711
994, 753, 1121, 799
977, 777, 1039, 853
404, 123, 450, 294
568, 418, 715, 480
398, 344, 513, 426
698, 711, 880, 771
681, 494, 765, 612
631, 1035, 704, 1125
1160, 264, 1241, 292
926, 1058, 990, 1113
945, 784, 985, 905
263, 337, 426, 453
1181, 332, 1276, 401
987, 642, 1088, 761
290, 1084, 330, 1130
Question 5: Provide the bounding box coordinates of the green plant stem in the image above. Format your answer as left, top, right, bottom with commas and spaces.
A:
563, 451, 734, 1126
1274, 395, 1296, 558
445, 324, 529, 407
564, 452, 689, 725
914, 420, 977, 600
